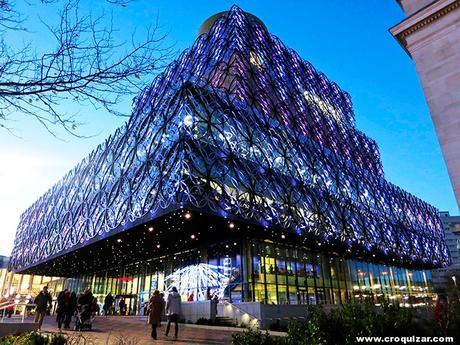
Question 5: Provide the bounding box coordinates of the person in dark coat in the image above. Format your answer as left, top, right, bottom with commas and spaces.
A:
63, 290, 74, 329
119, 298, 126, 316
77, 289, 93, 322
91, 297, 100, 316
210, 294, 218, 320
55, 290, 67, 330
103, 293, 114, 315
77, 289, 93, 306
148, 290, 165, 340
34, 286, 52, 330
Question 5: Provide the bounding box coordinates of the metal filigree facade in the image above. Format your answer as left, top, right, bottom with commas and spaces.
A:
10, 6, 450, 272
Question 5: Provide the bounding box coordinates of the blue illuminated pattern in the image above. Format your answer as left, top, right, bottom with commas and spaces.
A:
10, 6, 450, 271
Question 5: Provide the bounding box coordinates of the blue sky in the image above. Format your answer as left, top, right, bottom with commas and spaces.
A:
0, 0, 457, 256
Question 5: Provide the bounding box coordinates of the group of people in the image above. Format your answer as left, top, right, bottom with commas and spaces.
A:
147, 286, 181, 341
102, 293, 130, 315
32, 286, 100, 331
42, 286, 185, 339
30, 285, 188, 340
146, 287, 221, 341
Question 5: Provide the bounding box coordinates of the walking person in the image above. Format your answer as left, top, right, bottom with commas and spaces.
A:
34, 286, 52, 331
148, 290, 165, 340
103, 293, 114, 315
63, 290, 74, 329
119, 298, 126, 316
55, 290, 67, 330
159, 292, 165, 327
76, 289, 93, 330
164, 287, 181, 340
91, 297, 100, 316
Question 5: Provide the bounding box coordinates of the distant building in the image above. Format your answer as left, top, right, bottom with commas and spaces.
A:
0, 256, 10, 297
390, 0, 460, 209
0, 256, 9, 269
431, 212, 460, 293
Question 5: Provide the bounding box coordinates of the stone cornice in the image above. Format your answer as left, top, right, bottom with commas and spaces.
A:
390, 0, 460, 56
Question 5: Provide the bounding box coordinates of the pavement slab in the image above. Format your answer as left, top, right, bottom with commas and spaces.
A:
18, 316, 237, 344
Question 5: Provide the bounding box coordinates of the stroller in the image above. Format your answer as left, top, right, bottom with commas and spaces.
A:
75, 304, 93, 331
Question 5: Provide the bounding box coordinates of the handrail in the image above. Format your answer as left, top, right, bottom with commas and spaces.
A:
0, 301, 13, 308
0, 303, 16, 310
223, 301, 260, 329
0, 302, 37, 323
0, 298, 13, 308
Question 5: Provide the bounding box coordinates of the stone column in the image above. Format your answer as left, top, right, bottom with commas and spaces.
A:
391, 0, 460, 210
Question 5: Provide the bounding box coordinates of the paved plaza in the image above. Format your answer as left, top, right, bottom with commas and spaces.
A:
38, 316, 237, 344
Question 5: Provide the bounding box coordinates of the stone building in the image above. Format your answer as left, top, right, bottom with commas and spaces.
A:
391, 0, 460, 210
431, 212, 460, 294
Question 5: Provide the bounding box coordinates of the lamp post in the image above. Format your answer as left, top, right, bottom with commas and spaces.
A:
452, 275, 457, 287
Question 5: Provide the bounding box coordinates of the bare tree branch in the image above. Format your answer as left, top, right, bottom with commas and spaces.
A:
0, 0, 172, 137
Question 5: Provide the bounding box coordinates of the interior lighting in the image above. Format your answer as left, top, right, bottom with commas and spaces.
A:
183, 114, 194, 127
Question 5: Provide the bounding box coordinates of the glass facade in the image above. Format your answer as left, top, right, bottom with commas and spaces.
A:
245, 240, 433, 307
0, 268, 65, 305
1, 239, 434, 314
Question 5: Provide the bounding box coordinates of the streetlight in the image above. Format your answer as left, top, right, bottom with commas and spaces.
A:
452, 275, 457, 287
